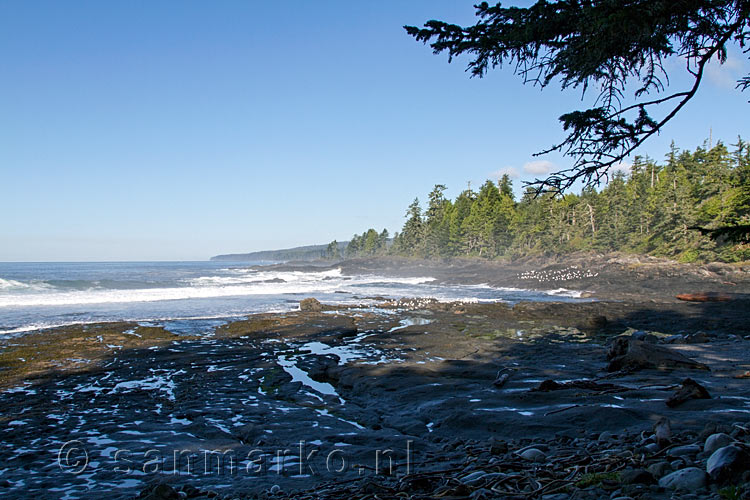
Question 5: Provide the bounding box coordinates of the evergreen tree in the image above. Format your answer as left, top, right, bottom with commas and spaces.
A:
360, 137, 748, 263
498, 174, 513, 199
449, 190, 475, 255
361, 229, 380, 256
495, 178, 517, 254
424, 185, 450, 257
345, 234, 361, 258
378, 229, 390, 253
398, 198, 424, 255
325, 240, 341, 260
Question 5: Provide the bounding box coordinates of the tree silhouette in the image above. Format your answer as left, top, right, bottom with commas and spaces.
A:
405, 0, 750, 194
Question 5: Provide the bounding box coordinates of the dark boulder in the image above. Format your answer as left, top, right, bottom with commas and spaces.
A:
707, 445, 750, 483
299, 298, 323, 312
606, 337, 710, 372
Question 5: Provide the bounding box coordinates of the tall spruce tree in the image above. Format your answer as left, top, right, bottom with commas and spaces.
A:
348, 137, 747, 263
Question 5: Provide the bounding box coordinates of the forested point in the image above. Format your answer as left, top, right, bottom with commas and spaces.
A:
333, 138, 750, 263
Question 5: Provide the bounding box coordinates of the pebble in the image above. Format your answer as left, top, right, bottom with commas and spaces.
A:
704, 432, 734, 454
470, 488, 492, 500
461, 471, 507, 486
668, 444, 701, 457
658, 467, 708, 491
671, 459, 688, 470
598, 431, 615, 442
489, 438, 508, 455
647, 461, 672, 478
460, 471, 488, 486
619, 468, 654, 485
518, 448, 546, 462
644, 443, 660, 454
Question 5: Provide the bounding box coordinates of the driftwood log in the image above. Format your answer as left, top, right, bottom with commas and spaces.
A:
666, 378, 712, 408
607, 338, 710, 372
676, 292, 735, 302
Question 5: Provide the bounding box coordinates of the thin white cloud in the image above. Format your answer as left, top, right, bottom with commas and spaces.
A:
491, 166, 520, 179
523, 160, 556, 175
610, 161, 632, 175
706, 52, 746, 90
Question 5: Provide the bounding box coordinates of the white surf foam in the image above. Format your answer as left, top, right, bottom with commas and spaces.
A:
0, 265, 591, 336
544, 288, 586, 298
0, 278, 52, 292
0, 269, 436, 308
188, 268, 344, 286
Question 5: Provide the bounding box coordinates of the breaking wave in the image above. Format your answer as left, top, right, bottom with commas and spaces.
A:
0, 262, 590, 335
0, 269, 437, 308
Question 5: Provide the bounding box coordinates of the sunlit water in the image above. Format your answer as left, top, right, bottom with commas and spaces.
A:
0, 261, 586, 336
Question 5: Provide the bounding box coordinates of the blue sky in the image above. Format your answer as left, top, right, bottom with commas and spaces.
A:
1, 1, 748, 261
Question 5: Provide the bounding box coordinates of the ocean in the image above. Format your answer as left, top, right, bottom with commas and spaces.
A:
0, 261, 583, 336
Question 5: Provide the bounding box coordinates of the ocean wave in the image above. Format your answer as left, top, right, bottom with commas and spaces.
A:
0, 321, 94, 336
0, 278, 26, 290
544, 288, 585, 298
0, 278, 53, 292
186, 269, 434, 288
187, 268, 344, 286
0, 283, 336, 307
0, 260, 590, 338
0, 271, 437, 308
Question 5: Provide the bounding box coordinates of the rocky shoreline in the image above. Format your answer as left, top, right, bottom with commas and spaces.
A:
1, 256, 749, 499
270, 252, 750, 302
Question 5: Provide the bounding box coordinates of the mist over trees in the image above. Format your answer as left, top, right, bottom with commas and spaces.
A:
339, 139, 750, 263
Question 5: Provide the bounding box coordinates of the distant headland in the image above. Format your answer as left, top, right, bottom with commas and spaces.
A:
210, 242, 347, 262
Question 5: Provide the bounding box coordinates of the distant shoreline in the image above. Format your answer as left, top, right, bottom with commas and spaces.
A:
258, 252, 750, 302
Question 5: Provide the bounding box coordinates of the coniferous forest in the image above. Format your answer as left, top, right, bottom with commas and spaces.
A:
337, 139, 750, 263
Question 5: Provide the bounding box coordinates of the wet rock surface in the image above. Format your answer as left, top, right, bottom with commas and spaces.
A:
707, 444, 750, 483
0, 280, 749, 498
